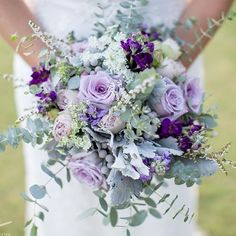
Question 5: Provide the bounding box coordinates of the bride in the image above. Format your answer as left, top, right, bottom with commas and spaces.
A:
0, 0, 233, 235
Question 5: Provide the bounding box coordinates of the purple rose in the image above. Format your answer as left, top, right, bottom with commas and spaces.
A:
52, 112, 72, 141
183, 75, 203, 114
68, 151, 105, 188
78, 71, 116, 109
57, 89, 79, 110
100, 114, 126, 134
149, 77, 187, 120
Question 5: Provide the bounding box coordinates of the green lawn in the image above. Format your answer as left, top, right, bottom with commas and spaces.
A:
0, 13, 236, 236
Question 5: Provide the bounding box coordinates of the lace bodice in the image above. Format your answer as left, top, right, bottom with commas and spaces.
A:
25, 0, 187, 39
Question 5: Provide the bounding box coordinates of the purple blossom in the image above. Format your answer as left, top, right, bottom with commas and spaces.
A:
141, 25, 162, 41
189, 124, 202, 136
29, 66, 50, 85
145, 42, 154, 53
140, 158, 156, 182
155, 152, 172, 171
133, 53, 153, 71
121, 39, 142, 53
121, 37, 154, 72
179, 136, 192, 152
36, 90, 57, 103
80, 104, 108, 126
159, 118, 183, 138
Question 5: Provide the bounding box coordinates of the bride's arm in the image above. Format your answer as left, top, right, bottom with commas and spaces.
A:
176, 0, 233, 67
0, 0, 44, 67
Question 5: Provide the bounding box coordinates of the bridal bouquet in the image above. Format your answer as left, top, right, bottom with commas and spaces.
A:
1, 1, 235, 235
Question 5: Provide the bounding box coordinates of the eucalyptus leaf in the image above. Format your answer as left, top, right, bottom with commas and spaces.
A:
148, 208, 162, 219
99, 198, 108, 212
20, 192, 35, 203
29, 185, 47, 199
109, 207, 118, 227
79, 208, 97, 220
129, 210, 148, 227
30, 224, 38, 236
144, 198, 157, 208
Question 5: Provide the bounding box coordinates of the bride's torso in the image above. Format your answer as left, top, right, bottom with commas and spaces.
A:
24, 0, 187, 38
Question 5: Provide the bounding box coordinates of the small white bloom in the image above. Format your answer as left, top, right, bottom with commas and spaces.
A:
158, 58, 186, 79
162, 38, 182, 60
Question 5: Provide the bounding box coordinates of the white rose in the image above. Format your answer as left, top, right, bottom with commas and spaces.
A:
158, 58, 186, 79
162, 38, 182, 60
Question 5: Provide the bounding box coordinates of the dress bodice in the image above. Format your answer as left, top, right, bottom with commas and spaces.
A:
25, 0, 187, 38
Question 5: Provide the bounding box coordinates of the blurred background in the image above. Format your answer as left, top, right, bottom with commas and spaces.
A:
0, 8, 236, 236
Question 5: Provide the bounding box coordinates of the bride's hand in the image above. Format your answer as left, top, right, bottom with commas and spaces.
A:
0, 0, 44, 67
175, 0, 233, 68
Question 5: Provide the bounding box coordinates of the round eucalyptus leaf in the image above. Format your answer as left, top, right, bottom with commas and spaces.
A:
29, 185, 47, 199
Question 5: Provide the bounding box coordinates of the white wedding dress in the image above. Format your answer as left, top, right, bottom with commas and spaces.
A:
14, 0, 204, 236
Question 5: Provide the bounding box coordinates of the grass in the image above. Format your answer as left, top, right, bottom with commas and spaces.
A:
0, 12, 236, 236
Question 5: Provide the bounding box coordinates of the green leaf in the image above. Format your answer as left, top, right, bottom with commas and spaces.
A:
129, 210, 148, 227
99, 198, 108, 212
109, 207, 118, 227
93, 189, 106, 198
0, 142, 6, 152
35, 202, 49, 212
79, 208, 97, 220
126, 229, 131, 236
157, 194, 170, 204
66, 168, 71, 182
144, 198, 157, 208
29, 185, 47, 199
41, 164, 55, 178
24, 219, 32, 228
20, 192, 35, 203
30, 224, 38, 236
21, 128, 32, 143
37, 212, 45, 221
149, 208, 162, 219
120, 1, 131, 8
54, 177, 63, 188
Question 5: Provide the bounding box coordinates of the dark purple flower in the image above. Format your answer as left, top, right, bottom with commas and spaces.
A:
36, 90, 57, 103
49, 91, 57, 102
80, 104, 108, 126
179, 136, 192, 152
189, 124, 202, 136
37, 105, 46, 113
121, 39, 142, 53
159, 118, 183, 138
140, 25, 162, 41
145, 42, 154, 53
29, 66, 50, 85
133, 53, 153, 71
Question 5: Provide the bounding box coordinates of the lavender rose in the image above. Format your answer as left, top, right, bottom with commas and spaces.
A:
100, 114, 126, 134
68, 151, 105, 188
78, 71, 116, 109
52, 112, 72, 141
149, 77, 187, 120
57, 89, 79, 110
71, 41, 88, 53
183, 75, 203, 113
